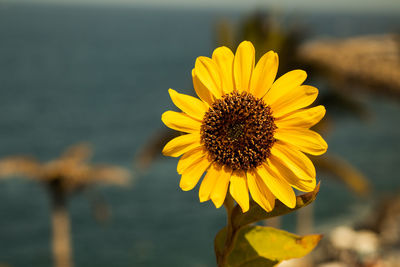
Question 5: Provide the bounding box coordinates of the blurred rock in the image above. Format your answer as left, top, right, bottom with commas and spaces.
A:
353, 230, 379, 256
318, 262, 347, 267
330, 226, 357, 250
312, 193, 400, 267
299, 34, 400, 98
279, 256, 311, 267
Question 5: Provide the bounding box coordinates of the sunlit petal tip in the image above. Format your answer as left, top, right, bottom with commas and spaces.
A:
234, 41, 255, 92
168, 88, 180, 100
199, 192, 210, 202
310, 105, 326, 118
167, 88, 179, 104
310, 134, 328, 155
270, 142, 316, 179
211, 197, 224, 208
304, 85, 319, 98
194, 56, 223, 99
212, 46, 235, 94
264, 69, 309, 110
238, 40, 255, 50
287, 197, 296, 208
229, 170, 249, 213
275, 105, 327, 131
249, 50, 280, 98
258, 164, 296, 209
161, 111, 201, 133
268, 154, 316, 193
293, 69, 307, 80
177, 147, 206, 174
161, 111, 173, 128
270, 85, 320, 118
247, 169, 275, 212
320, 140, 328, 154
179, 157, 211, 191
179, 182, 191, 191
199, 191, 211, 203
239, 203, 249, 213
275, 128, 328, 156
321, 105, 326, 114
267, 50, 279, 61
212, 46, 233, 58
162, 133, 201, 157
304, 84, 318, 94
272, 51, 279, 61
210, 166, 232, 208
192, 69, 213, 106
167, 88, 207, 120
199, 163, 219, 203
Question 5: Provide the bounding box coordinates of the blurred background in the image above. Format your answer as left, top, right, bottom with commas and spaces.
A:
0, 0, 399, 266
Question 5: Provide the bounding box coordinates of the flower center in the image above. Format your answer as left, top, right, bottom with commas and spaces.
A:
201, 91, 277, 171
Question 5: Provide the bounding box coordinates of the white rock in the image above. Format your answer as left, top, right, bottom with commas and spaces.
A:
330, 226, 356, 250
278, 257, 311, 267
353, 230, 379, 255
318, 262, 348, 267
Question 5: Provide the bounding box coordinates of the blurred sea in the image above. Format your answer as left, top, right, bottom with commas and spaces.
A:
0, 3, 399, 267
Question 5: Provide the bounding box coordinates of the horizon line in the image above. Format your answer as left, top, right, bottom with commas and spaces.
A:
1, 0, 400, 14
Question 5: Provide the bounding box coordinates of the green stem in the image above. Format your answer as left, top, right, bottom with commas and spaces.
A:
217, 193, 235, 267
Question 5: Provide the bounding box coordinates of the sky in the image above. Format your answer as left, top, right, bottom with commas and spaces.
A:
2, 0, 400, 13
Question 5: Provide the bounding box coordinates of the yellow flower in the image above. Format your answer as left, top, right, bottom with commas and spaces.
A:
161, 41, 327, 213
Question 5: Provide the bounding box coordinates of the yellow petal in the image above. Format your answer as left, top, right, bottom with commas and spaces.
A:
210, 166, 232, 208
257, 163, 296, 208
270, 85, 319, 118
247, 169, 275, 212
271, 142, 316, 179
275, 128, 328, 156
264, 69, 307, 107
233, 41, 255, 92
180, 156, 211, 191
162, 133, 201, 157
192, 69, 214, 106
199, 163, 219, 202
229, 170, 249, 212
168, 89, 208, 121
161, 111, 201, 133
269, 156, 316, 192
177, 147, 207, 174
249, 51, 279, 98
212, 46, 235, 94
275, 105, 326, 128
195, 56, 223, 99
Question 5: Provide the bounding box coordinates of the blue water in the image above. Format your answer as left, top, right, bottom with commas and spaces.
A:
0, 3, 399, 267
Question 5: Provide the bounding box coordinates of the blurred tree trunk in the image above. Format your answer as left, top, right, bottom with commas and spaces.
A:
50, 184, 73, 267
297, 204, 314, 235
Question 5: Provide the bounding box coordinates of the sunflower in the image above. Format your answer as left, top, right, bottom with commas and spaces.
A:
161, 41, 327, 213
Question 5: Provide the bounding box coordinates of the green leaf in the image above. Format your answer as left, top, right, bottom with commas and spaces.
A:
233, 258, 279, 267
232, 183, 320, 229
227, 226, 321, 267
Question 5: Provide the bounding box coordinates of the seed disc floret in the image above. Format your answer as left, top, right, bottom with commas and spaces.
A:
201, 92, 277, 171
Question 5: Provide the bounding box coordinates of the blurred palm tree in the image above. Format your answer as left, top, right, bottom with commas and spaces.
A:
0, 143, 131, 267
